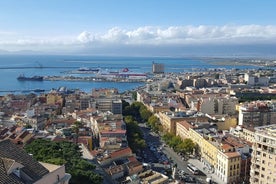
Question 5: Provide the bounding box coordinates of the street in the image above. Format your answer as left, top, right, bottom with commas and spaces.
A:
138, 123, 208, 183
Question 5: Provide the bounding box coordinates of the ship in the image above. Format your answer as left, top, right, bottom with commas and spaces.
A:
97, 68, 147, 79
77, 67, 100, 72
17, 74, 43, 81
33, 88, 45, 92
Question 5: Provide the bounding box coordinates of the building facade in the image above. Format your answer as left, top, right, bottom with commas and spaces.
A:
250, 125, 276, 184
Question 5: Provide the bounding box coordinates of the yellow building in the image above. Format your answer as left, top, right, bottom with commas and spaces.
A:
189, 126, 243, 183
216, 150, 241, 183
145, 104, 169, 113
216, 117, 237, 131
176, 121, 195, 140
47, 93, 63, 106
189, 128, 218, 169
158, 111, 187, 134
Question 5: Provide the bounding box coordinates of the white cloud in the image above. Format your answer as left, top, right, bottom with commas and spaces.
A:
96, 25, 276, 45
1, 25, 276, 52
77, 31, 92, 43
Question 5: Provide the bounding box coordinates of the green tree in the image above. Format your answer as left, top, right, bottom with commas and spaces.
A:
72, 121, 83, 143
125, 119, 146, 153
182, 138, 195, 154
132, 91, 137, 100
140, 108, 152, 122
24, 139, 102, 184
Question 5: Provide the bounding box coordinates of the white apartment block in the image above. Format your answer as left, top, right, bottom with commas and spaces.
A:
250, 125, 276, 184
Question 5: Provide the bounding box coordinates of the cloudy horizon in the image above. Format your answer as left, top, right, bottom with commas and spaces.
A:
0, 24, 276, 57
1, 1, 276, 57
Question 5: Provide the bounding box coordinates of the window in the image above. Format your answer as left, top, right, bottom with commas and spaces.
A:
262, 167, 265, 171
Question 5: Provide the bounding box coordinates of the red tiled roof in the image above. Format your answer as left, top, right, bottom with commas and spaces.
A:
225, 152, 240, 158
110, 147, 132, 159
100, 130, 126, 134
128, 156, 138, 162
221, 143, 234, 151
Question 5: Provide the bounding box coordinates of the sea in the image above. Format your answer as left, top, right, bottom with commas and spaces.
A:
0, 55, 268, 95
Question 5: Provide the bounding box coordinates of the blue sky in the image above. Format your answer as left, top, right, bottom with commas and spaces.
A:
1, 0, 276, 56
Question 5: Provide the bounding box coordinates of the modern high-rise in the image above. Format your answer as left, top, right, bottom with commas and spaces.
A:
250, 124, 276, 184
152, 61, 164, 74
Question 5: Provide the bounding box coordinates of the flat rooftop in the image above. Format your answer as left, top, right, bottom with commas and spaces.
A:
255, 124, 276, 138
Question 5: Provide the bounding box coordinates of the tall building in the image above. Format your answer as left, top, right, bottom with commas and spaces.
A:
152, 61, 164, 74
250, 125, 276, 184
238, 101, 276, 126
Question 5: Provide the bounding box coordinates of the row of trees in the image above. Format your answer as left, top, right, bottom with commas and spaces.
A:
162, 133, 196, 157
123, 100, 197, 158
24, 139, 102, 184
123, 101, 148, 153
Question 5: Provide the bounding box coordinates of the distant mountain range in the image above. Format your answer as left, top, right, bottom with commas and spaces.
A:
1, 43, 276, 58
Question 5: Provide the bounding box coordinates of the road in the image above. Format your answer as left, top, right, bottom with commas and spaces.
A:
80, 144, 115, 184
139, 123, 208, 183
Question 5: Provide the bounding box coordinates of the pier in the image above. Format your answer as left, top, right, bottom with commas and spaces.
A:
43, 76, 147, 83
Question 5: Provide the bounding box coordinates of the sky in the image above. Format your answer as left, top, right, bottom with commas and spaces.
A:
1, 0, 276, 57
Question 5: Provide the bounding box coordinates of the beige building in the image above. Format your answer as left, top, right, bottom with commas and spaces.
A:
216, 150, 241, 183
158, 111, 188, 134
250, 125, 276, 184
176, 120, 195, 140
158, 111, 208, 135
240, 126, 255, 143
46, 93, 63, 106
200, 96, 238, 115
216, 116, 238, 131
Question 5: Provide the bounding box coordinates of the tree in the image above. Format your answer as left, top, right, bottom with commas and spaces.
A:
182, 138, 195, 154
72, 121, 83, 143
125, 119, 146, 153
132, 91, 137, 100
24, 139, 102, 184
169, 136, 182, 150
140, 108, 152, 122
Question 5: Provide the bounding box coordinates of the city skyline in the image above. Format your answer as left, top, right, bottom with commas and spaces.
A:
1, 0, 276, 57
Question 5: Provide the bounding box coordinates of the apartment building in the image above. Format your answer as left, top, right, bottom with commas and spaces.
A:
250, 125, 276, 184
238, 101, 276, 126
216, 150, 241, 183
152, 62, 164, 74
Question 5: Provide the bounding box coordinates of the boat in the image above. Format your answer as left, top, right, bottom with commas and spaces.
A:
17, 74, 43, 81
77, 67, 100, 72
97, 68, 147, 79
33, 88, 45, 92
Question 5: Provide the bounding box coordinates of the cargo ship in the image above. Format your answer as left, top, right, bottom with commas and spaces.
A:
17, 74, 43, 81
